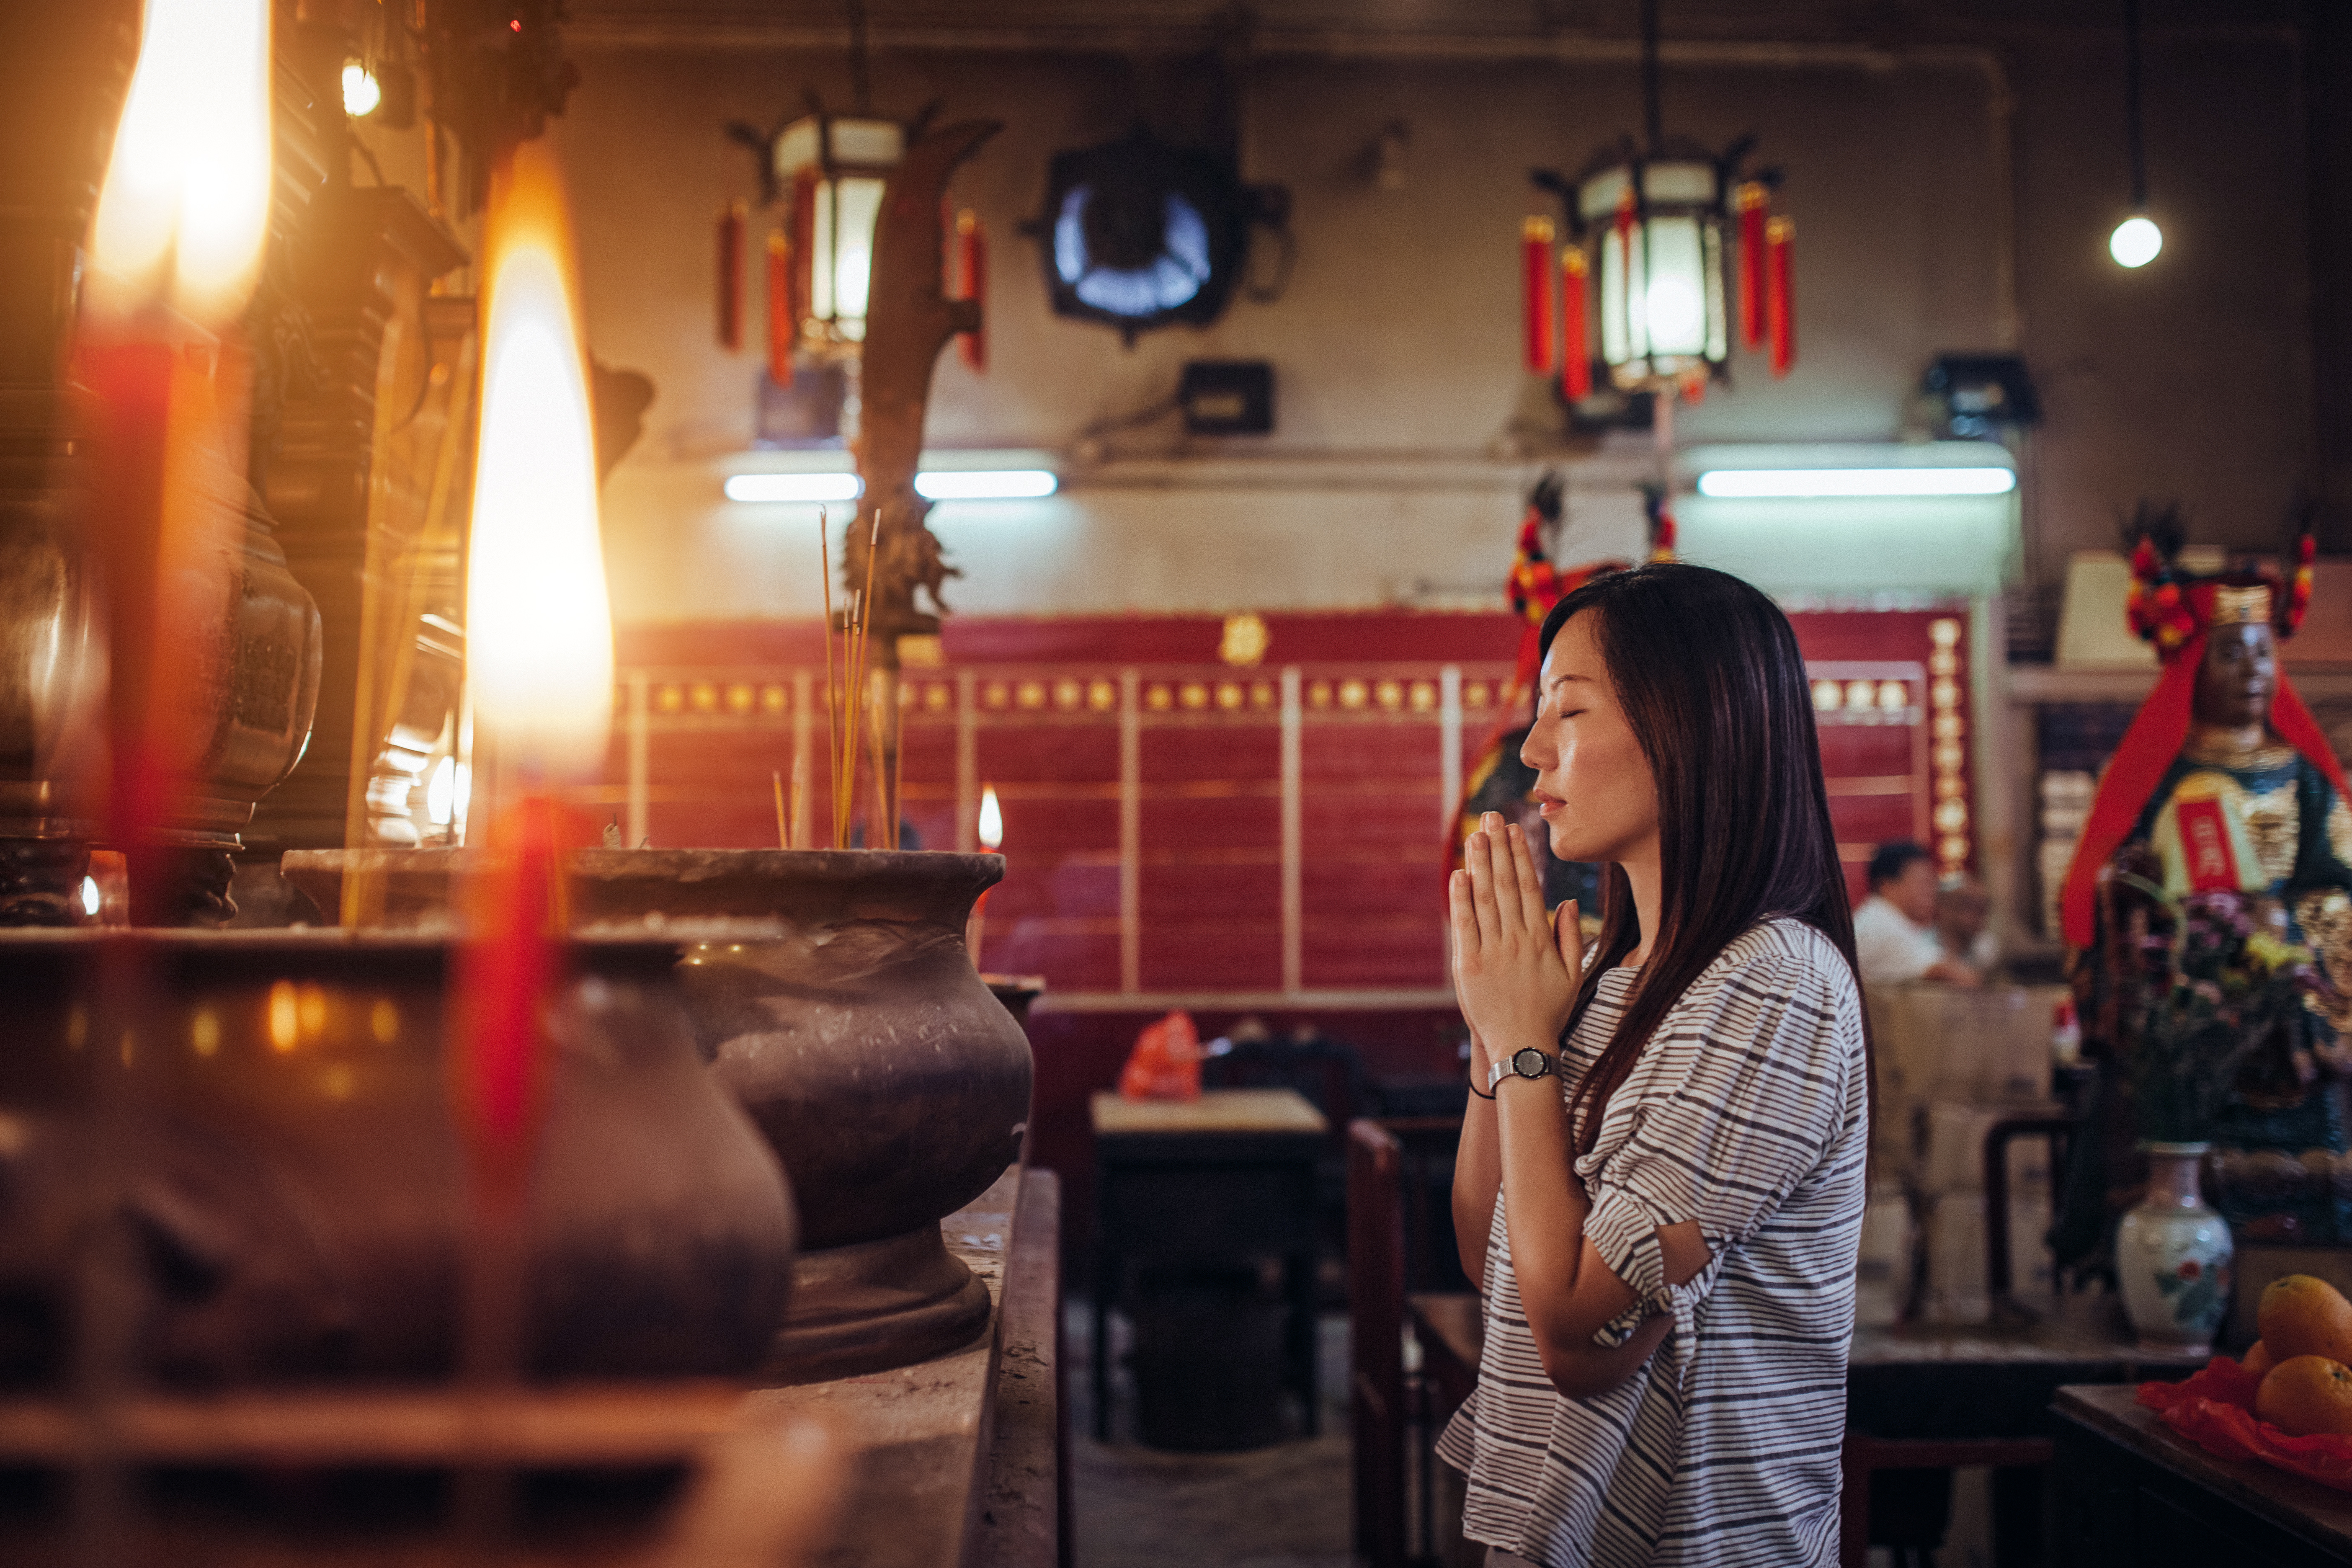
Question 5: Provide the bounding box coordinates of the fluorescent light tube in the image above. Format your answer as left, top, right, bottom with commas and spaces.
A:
723, 472, 863, 503
1696, 467, 2017, 499
913, 469, 1059, 500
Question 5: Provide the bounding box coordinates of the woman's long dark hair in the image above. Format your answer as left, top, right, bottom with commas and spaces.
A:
1537, 562, 1872, 1155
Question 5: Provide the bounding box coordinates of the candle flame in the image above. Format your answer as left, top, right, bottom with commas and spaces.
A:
978, 784, 1003, 851
89, 0, 273, 325
465, 142, 614, 779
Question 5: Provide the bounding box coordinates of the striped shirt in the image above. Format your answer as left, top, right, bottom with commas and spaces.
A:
1436, 918, 1869, 1568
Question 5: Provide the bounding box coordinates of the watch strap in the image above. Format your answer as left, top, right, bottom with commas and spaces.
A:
1488, 1050, 1556, 1092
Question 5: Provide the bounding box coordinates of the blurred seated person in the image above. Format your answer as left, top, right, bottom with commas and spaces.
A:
1854, 841, 1981, 987
1935, 872, 1998, 976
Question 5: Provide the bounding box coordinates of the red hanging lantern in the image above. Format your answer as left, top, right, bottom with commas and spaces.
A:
715, 199, 745, 352
1522, 216, 1556, 374
957, 209, 988, 373
766, 229, 795, 387
1766, 216, 1796, 377
1559, 245, 1591, 400
1737, 181, 1769, 350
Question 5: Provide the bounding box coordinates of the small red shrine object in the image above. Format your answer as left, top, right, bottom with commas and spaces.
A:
1521, 217, 1556, 375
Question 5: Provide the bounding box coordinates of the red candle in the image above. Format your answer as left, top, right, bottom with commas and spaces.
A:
1521, 217, 1555, 374
461, 139, 616, 1204
78, 0, 272, 853
456, 794, 564, 1207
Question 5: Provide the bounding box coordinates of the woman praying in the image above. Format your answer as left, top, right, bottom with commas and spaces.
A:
1438, 563, 1872, 1567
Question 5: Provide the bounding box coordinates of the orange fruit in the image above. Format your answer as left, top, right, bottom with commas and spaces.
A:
2244, 1340, 2276, 1379
2259, 1275, 2352, 1366
2258, 1356, 2352, 1437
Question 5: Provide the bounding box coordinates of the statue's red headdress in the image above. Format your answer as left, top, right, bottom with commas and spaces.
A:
2058, 512, 2336, 948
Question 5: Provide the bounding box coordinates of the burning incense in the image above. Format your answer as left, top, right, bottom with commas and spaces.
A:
838, 508, 882, 847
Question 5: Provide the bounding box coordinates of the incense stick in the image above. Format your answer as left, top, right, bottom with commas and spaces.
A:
773, 771, 787, 849
787, 764, 803, 851
841, 509, 883, 847
818, 508, 840, 848
889, 693, 906, 851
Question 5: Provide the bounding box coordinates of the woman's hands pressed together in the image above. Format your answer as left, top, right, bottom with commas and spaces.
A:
1451, 811, 1583, 1069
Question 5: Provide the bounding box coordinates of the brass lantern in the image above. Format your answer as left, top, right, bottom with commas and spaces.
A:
1578, 156, 1730, 392
773, 113, 904, 351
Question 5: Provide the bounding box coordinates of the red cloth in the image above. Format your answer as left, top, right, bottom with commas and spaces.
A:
2058, 580, 2352, 948
1117, 1011, 1203, 1101
2139, 1356, 2352, 1492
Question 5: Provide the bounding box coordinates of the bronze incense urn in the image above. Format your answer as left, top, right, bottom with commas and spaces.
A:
0, 930, 797, 1386
282, 846, 1033, 1381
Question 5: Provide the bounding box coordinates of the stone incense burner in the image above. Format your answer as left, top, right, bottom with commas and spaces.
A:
283, 847, 1034, 1382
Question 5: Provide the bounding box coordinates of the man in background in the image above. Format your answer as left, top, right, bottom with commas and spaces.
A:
1854, 841, 1982, 987
1935, 872, 1998, 977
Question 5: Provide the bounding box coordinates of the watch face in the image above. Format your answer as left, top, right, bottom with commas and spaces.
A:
1513, 1047, 1549, 1078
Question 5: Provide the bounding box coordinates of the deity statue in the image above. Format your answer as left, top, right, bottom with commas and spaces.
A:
2056, 508, 2352, 1261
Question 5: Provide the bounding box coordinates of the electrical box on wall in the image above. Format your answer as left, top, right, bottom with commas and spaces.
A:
1179, 360, 1274, 435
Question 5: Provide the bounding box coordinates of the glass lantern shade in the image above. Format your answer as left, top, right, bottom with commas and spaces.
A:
1578, 158, 1729, 391
774, 115, 904, 348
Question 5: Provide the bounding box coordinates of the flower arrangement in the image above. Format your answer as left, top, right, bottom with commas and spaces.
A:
2122, 885, 2332, 1143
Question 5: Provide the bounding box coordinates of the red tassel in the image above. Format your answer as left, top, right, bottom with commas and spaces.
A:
957, 209, 988, 373
766, 230, 794, 387
1522, 217, 1556, 374
1559, 247, 1591, 400
715, 200, 745, 352
1766, 216, 1796, 377
1738, 182, 1769, 350
790, 171, 818, 329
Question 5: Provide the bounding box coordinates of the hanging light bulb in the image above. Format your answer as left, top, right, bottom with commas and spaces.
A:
2109, 0, 2164, 270
341, 60, 382, 118
2109, 214, 2162, 268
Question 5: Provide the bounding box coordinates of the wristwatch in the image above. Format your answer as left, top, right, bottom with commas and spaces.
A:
1487, 1046, 1557, 1094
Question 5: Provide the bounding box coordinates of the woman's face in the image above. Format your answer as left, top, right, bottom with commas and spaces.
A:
1521, 612, 1661, 868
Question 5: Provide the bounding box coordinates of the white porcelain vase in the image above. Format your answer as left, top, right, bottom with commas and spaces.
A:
2116, 1141, 2233, 1356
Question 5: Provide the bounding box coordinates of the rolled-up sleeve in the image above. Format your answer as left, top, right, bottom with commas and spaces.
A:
1572, 951, 1857, 1357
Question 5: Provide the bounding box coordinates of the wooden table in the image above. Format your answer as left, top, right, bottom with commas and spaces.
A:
1841, 1295, 2208, 1567
2052, 1383, 2352, 1565
1088, 1088, 1328, 1442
